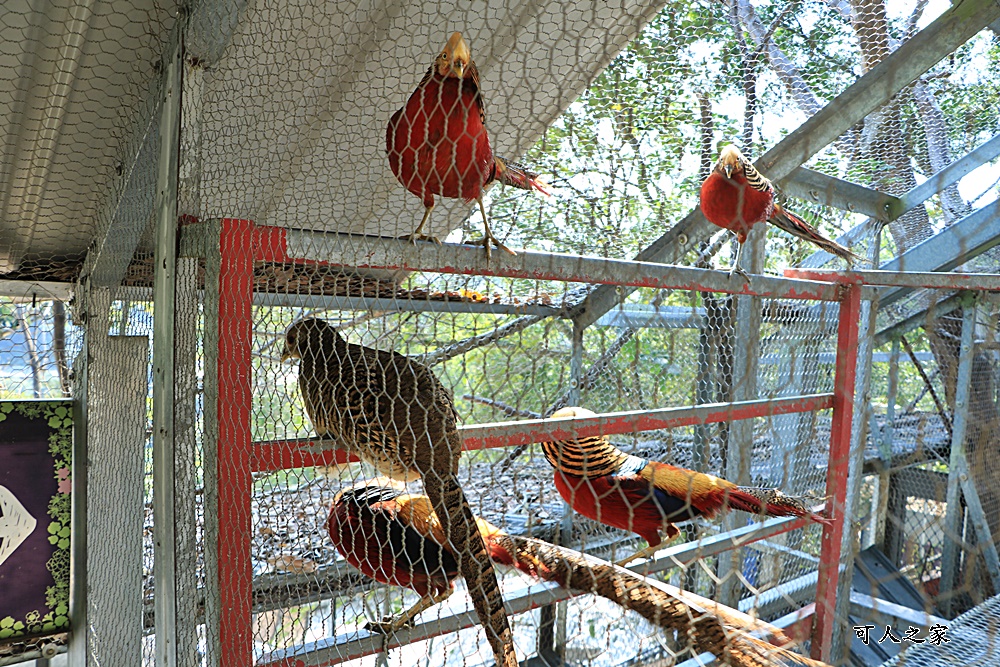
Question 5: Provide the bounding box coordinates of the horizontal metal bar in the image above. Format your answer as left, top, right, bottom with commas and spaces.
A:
0, 278, 74, 301
847, 591, 948, 629
252, 292, 565, 317
636, 511, 822, 573
739, 571, 819, 616
771, 603, 817, 645
257, 580, 569, 667
878, 201, 1000, 307
873, 293, 963, 347
595, 305, 706, 329
779, 167, 897, 222
0, 645, 67, 666
256, 512, 818, 667
251, 394, 834, 472
116, 285, 564, 317
786, 268, 1000, 291
249, 225, 842, 301
790, 199, 1000, 309
759, 351, 931, 365
894, 131, 1000, 219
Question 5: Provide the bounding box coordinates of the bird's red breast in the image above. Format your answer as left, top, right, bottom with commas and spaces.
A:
327, 494, 456, 598
553, 469, 689, 547
699, 170, 775, 243
386, 65, 493, 207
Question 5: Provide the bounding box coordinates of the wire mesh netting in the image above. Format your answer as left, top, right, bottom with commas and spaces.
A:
4, 0, 1000, 666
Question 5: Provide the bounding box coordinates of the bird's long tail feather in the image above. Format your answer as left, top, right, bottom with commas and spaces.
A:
769, 205, 861, 264
494, 534, 829, 667
422, 470, 516, 667
726, 487, 832, 527
493, 155, 551, 195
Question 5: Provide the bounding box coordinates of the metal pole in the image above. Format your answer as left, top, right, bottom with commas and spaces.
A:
717, 224, 765, 608
828, 225, 882, 662
538, 320, 585, 664
70, 287, 150, 667
873, 338, 900, 549
152, 35, 183, 667
812, 281, 862, 663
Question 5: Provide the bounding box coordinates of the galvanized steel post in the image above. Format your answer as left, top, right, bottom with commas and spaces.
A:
151, 35, 183, 667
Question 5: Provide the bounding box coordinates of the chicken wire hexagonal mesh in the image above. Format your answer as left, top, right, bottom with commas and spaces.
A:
5, 0, 1000, 665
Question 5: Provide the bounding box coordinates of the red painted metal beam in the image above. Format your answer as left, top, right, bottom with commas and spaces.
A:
242, 223, 842, 301
812, 282, 862, 662
215, 218, 255, 667
250, 394, 834, 473
786, 267, 1000, 291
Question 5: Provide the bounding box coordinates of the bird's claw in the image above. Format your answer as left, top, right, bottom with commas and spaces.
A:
471, 233, 516, 263
365, 616, 413, 634
399, 233, 442, 245
727, 265, 751, 284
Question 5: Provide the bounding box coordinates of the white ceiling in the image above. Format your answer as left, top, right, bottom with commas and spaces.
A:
0, 0, 666, 273
0, 0, 180, 271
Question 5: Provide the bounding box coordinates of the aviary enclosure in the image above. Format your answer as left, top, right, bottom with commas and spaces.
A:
1, 0, 1000, 666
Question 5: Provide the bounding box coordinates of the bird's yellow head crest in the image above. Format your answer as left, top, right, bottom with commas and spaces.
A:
716, 144, 745, 180
436, 32, 472, 78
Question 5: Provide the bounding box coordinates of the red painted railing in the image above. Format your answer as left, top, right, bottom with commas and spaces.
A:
206, 220, 861, 667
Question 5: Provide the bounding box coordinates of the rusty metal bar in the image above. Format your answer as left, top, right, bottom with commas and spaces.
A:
267, 227, 841, 301
787, 268, 1000, 291
812, 282, 862, 663
252, 394, 834, 472
252, 292, 566, 317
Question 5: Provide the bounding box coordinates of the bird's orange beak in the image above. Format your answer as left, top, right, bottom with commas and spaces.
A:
438, 32, 471, 78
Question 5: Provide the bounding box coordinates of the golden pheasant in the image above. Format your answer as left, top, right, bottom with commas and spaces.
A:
328, 479, 830, 667
282, 318, 516, 667
387, 31, 549, 259
700, 145, 858, 277
542, 407, 831, 565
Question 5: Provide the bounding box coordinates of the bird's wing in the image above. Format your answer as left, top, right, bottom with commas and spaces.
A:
612, 472, 703, 523
740, 156, 775, 194
643, 461, 738, 518
467, 61, 487, 127
377, 500, 458, 577
394, 493, 449, 546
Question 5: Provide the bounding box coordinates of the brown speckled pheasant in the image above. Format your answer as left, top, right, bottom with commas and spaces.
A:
281, 318, 515, 667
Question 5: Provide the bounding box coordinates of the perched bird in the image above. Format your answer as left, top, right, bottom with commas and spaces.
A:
699, 145, 858, 277
386, 31, 550, 259
329, 479, 830, 667
282, 318, 516, 667
542, 407, 831, 565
